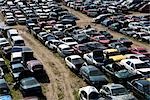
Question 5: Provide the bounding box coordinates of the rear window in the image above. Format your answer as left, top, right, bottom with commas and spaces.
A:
33, 65, 43, 71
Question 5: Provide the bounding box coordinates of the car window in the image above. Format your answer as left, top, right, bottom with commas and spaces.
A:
105, 87, 110, 93
87, 55, 92, 58
80, 91, 87, 99
131, 63, 134, 68
126, 61, 131, 65
67, 57, 71, 62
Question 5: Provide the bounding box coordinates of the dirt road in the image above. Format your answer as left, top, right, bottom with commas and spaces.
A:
17, 26, 86, 100
63, 6, 150, 52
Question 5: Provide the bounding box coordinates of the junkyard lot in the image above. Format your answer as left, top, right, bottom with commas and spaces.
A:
0, 4, 150, 100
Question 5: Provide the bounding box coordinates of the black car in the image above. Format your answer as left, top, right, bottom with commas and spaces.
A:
84, 42, 107, 51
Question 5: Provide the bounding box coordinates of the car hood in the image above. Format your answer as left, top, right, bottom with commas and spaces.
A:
137, 68, 150, 73
109, 55, 125, 61
115, 69, 135, 78
111, 94, 135, 100
13, 72, 21, 78
0, 95, 12, 100
90, 75, 107, 82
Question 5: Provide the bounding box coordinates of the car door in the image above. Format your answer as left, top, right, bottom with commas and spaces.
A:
80, 90, 87, 100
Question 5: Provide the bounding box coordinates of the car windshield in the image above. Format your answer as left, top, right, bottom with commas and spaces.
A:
143, 84, 150, 95
22, 78, 38, 86
79, 46, 88, 51
66, 39, 74, 42
90, 70, 103, 76
107, 51, 120, 56
135, 63, 150, 69
0, 88, 9, 95
112, 87, 128, 96
139, 50, 147, 53
140, 57, 150, 61
13, 67, 24, 73
72, 58, 84, 65
89, 92, 101, 99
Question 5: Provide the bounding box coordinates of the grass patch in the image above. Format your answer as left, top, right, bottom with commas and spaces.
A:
73, 89, 79, 100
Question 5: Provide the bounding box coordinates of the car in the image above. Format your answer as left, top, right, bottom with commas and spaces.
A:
117, 38, 133, 47
45, 40, 64, 51
108, 42, 129, 54
61, 37, 78, 47
80, 65, 108, 87
10, 63, 25, 80
65, 55, 86, 72
37, 31, 48, 41
99, 83, 137, 100
17, 77, 42, 96
26, 60, 44, 75
83, 49, 105, 67
125, 54, 150, 65
57, 44, 74, 57
103, 49, 125, 62
73, 44, 90, 56
127, 78, 150, 100
40, 34, 57, 44
86, 9, 98, 17
78, 86, 104, 100
90, 35, 110, 45
0, 38, 10, 48
5, 17, 16, 25
0, 78, 12, 100
102, 63, 143, 84
72, 33, 90, 43
130, 47, 150, 57
99, 31, 113, 39
120, 59, 150, 76
84, 42, 107, 51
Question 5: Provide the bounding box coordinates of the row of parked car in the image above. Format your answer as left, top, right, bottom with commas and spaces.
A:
0, 25, 47, 99
64, 0, 150, 44
0, 0, 150, 100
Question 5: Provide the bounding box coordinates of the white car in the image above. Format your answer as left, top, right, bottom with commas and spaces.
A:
61, 37, 78, 47
120, 59, 150, 75
57, 44, 74, 57
83, 49, 104, 66
100, 83, 136, 100
45, 40, 64, 51
0, 38, 9, 47
53, 24, 65, 31
79, 86, 104, 100
65, 55, 86, 72
37, 32, 48, 41
125, 54, 150, 64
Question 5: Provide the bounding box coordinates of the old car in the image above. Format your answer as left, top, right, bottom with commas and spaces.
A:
57, 44, 74, 57
103, 49, 125, 62
65, 55, 86, 72
78, 86, 104, 100
0, 78, 12, 100
26, 60, 44, 75
72, 33, 90, 43
73, 44, 90, 56
17, 77, 42, 96
90, 35, 110, 45
120, 59, 150, 76
11, 63, 25, 80
99, 31, 113, 39
80, 65, 108, 87
100, 83, 136, 100
102, 63, 143, 84
127, 78, 150, 100
108, 42, 129, 54
84, 42, 107, 51
61, 37, 78, 47
130, 47, 150, 57
83, 49, 104, 67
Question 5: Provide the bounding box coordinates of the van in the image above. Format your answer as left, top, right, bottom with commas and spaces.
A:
11, 36, 25, 46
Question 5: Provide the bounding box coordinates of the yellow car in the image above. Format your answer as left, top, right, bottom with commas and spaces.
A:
103, 49, 125, 62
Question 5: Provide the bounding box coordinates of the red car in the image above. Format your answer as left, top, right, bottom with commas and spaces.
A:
90, 35, 110, 45
73, 44, 90, 56
130, 47, 150, 57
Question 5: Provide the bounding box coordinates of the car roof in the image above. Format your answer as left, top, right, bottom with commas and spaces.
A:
27, 60, 42, 66
80, 86, 98, 94
12, 36, 23, 40
12, 63, 24, 69
12, 52, 22, 58
105, 83, 124, 89
122, 59, 144, 64
68, 55, 81, 59
104, 49, 118, 53
58, 44, 70, 49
